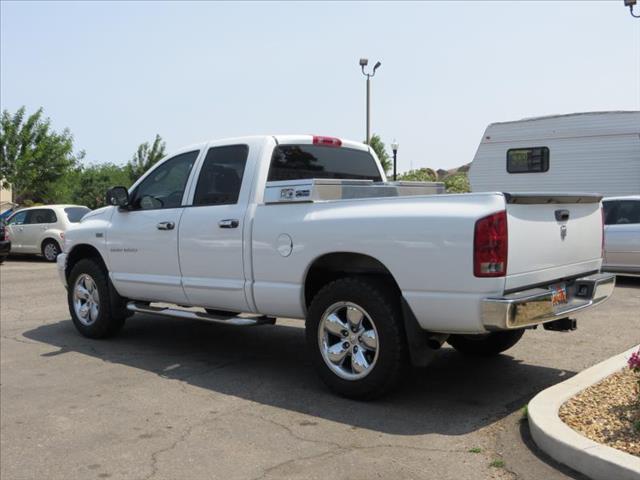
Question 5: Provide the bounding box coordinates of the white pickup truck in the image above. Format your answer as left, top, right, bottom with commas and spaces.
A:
58, 135, 615, 398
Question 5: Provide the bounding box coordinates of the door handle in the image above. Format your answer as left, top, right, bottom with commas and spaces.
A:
156, 221, 175, 231
218, 219, 239, 229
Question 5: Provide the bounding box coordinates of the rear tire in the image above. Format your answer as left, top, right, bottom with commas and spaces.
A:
306, 277, 408, 400
67, 258, 129, 338
447, 329, 525, 356
42, 239, 61, 262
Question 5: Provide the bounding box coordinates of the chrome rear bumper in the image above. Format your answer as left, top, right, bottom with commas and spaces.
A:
482, 273, 615, 331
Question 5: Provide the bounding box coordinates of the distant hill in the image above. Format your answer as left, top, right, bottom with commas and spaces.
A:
435, 163, 470, 180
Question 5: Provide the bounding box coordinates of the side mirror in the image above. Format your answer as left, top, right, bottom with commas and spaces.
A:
106, 186, 130, 208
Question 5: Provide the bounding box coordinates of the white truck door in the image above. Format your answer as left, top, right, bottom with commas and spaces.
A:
178, 142, 259, 312
107, 150, 200, 305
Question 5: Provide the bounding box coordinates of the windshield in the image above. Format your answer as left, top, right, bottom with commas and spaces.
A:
65, 207, 91, 223
268, 145, 382, 182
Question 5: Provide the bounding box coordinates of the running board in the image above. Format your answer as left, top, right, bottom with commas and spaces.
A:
126, 302, 276, 327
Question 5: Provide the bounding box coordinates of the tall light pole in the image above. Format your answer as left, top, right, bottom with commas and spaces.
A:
359, 58, 381, 144
391, 139, 399, 181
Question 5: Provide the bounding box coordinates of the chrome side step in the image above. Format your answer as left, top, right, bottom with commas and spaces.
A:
126, 302, 276, 327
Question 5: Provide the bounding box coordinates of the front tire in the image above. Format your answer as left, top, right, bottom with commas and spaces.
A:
306, 277, 408, 399
42, 239, 61, 262
447, 329, 525, 356
67, 259, 129, 338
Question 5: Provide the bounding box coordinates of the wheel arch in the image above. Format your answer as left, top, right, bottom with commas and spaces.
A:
41, 236, 62, 252
303, 251, 436, 368
65, 244, 108, 280
303, 252, 402, 308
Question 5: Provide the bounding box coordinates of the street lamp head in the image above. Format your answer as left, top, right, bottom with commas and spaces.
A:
624, 0, 640, 16
373, 61, 382, 72
359, 58, 369, 67
391, 139, 399, 153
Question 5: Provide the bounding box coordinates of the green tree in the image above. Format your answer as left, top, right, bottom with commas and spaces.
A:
71, 163, 132, 209
398, 167, 437, 182
0, 106, 83, 203
444, 172, 471, 193
126, 134, 166, 182
366, 134, 391, 174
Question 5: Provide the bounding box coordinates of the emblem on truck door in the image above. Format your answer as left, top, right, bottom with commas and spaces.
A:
560, 225, 567, 240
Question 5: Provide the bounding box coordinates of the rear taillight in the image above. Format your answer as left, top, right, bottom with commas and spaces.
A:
312, 136, 342, 147
474, 210, 508, 277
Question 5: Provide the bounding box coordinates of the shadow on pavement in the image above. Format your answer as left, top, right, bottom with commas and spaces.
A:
517, 418, 590, 480
24, 314, 577, 436
5, 254, 47, 263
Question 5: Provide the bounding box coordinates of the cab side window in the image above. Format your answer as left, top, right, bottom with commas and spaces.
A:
193, 145, 248, 206
130, 151, 199, 210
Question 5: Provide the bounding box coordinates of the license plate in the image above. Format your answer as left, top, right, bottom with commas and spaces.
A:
550, 283, 568, 307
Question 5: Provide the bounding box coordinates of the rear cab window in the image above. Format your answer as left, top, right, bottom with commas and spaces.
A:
268, 144, 382, 182
65, 207, 91, 223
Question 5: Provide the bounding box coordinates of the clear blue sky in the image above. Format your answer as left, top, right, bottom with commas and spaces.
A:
1, 1, 638, 172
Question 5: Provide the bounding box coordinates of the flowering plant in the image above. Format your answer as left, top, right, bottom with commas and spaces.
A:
629, 348, 640, 403
629, 349, 640, 372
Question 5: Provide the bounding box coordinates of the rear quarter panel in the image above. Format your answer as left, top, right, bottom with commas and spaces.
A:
251, 193, 507, 332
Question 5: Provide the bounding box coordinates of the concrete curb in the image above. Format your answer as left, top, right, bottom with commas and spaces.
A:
528, 344, 640, 480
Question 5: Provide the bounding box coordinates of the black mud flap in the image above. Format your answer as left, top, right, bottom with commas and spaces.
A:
401, 298, 441, 367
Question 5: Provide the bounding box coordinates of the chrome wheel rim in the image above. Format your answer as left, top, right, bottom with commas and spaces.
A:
318, 301, 379, 381
44, 243, 58, 261
73, 274, 100, 326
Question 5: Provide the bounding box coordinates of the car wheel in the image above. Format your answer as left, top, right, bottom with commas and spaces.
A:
447, 329, 525, 356
42, 239, 61, 262
306, 277, 408, 399
67, 258, 128, 338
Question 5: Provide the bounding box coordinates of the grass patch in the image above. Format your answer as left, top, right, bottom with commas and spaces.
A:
634, 420, 640, 433
489, 460, 505, 468
468, 447, 482, 454
521, 405, 528, 421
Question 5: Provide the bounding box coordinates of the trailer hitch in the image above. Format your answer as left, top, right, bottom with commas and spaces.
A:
543, 317, 577, 332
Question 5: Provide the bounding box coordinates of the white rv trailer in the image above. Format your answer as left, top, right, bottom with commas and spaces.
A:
469, 111, 640, 197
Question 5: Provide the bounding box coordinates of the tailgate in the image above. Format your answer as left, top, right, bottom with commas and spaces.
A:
505, 193, 603, 291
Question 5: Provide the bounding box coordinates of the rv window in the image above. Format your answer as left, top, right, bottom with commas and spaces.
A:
506, 147, 549, 173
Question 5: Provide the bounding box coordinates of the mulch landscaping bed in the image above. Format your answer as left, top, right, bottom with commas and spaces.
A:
559, 368, 639, 457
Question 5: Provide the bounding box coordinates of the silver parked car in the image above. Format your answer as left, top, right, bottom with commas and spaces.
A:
602, 196, 640, 276
5, 205, 91, 262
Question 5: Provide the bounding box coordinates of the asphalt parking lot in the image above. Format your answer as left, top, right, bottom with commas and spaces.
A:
1, 258, 638, 480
